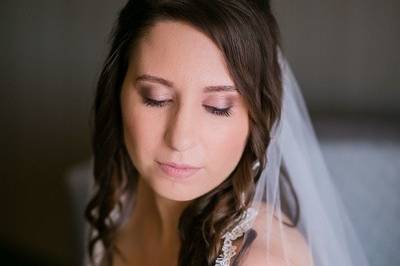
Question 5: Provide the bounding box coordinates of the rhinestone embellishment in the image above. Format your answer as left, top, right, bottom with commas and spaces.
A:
214, 207, 258, 266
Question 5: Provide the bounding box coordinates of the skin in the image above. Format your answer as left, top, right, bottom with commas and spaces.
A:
117, 20, 250, 265
114, 19, 313, 266
241, 204, 315, 266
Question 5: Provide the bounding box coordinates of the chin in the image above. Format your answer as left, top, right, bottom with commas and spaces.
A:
145, 169, 213, 201
155, 188, 200, 201
139, 163, 208, 201
149, 178, 207, 201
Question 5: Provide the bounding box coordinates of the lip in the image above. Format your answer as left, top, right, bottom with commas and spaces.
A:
159, 161, 202, 169
157, 161, 202, 179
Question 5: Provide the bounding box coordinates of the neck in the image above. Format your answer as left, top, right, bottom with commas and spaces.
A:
128, 177, 191, 247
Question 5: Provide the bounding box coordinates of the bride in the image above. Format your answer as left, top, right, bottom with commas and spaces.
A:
84, 1, 369, 265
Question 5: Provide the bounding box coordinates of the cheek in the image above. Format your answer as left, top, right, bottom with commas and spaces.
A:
121, 96, 164, 172
121, 87, 250, 201
204, 116, 249, 184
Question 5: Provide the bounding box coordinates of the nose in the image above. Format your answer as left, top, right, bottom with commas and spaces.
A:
164, 101, 198, 152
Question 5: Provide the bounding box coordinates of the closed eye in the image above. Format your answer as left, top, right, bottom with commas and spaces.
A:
203, 105, 232, 117
141, 97, 232, 117
142, 97, 171, 107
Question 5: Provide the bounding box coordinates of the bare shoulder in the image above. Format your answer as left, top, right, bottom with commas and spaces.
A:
239, 203, 314, 266
240, 238, 313, 266
239, 244, 287, 266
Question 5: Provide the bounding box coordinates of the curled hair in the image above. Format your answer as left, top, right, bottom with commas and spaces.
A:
84, 0, 299, 265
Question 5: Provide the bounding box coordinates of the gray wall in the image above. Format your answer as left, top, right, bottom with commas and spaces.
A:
274, 0, 400, 115
0, 0, 398, 264
0, 0, 125, 264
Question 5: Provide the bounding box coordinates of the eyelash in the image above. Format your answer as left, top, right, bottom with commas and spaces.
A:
142, 97, 232, 117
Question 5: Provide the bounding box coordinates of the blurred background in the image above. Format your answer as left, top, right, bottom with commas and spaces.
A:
0, 0, 399, 265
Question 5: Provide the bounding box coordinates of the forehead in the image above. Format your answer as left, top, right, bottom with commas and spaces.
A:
128, 20, 235, 89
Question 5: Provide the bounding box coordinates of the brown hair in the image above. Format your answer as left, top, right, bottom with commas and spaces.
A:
84, 0, 299, 265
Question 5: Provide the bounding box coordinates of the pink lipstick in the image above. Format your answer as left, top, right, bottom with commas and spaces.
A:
157, 161, 202, 179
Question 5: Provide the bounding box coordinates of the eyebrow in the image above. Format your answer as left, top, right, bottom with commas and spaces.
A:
135, 74, 238, 93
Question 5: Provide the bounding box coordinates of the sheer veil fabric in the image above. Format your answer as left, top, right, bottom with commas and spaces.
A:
86, 52, 370, 266
225, 49, 370, 266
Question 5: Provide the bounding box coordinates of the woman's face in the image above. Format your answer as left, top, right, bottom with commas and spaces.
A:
120, 20, 250, 201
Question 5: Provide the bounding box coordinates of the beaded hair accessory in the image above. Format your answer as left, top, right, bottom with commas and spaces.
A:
214, 207, 258, 266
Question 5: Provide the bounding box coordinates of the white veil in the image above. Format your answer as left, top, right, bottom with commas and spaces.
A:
215, 50, 370, 266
